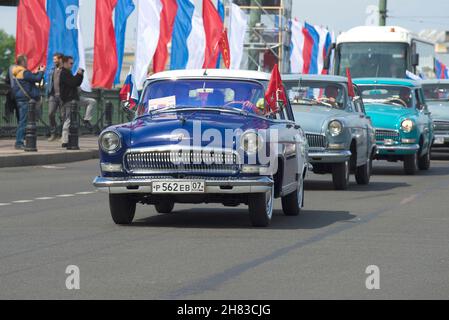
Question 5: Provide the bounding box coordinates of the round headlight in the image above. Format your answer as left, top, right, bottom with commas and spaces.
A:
241, 131, 262, 153
100, 131, 121, 153
401, 119, 414, 133
328, 120, 342, 136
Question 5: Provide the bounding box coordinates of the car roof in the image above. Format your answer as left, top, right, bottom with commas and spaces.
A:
421, 79, 449, 85
282, 73, 348, 83
353, 77, 420, 88
147, 69, 271, 81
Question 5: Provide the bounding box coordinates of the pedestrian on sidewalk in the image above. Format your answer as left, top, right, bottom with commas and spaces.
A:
45, 52, 63, 142
79, 88, 96, 131
11, 55, 45, 150
4, 65, 19, 124
60, 55, 84, 148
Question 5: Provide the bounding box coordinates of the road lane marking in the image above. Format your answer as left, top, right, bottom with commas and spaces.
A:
75, 191, 96, 195
35, 197, 55, 200
2, 191, 98, 207
0, 203, 11, 206
12, 200, 34, 203
56, 194, 76, 198
400, 194, 418, 205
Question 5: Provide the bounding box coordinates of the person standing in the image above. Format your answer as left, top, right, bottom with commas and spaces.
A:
46, 52, 63, 141
79, 88, 96, 131
11, 55, 45, 150
59, 55, 84, 148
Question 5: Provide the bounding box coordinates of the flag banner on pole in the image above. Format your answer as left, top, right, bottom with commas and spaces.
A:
153, 0, 178, 73
346, 68, 355, 97
114, 0, 135, 85
46, 0, 81, 79
435, 59, 449, 79
265, 64, 288, 113
133, 0, 162, 90
202, 0, 223, 68
229, 2, 247, 70
119, 67, 137, 109
77, 0, 91, 92
92, 0, 118, 89
16, 0, 49, 72
170, 0, 195, 70
218, 29, 231, 69
215, 0, 225, 68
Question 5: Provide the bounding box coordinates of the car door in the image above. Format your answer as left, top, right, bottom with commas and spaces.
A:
415, 88, 432, 152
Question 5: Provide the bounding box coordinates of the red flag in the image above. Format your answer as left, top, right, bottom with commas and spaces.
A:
346, 67, 355, 97
92, 0, 118, 89
265, 64, 288, 113
203, 0, 223, 68
218, 29, 231, 69
15, 0, 49, 72
153, 0, 178, 73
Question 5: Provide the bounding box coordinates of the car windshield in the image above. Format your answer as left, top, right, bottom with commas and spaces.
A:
359, 85, 413, 108
284, 81, 346, 110
138, 79, 267, 116
423, 84, 449, 102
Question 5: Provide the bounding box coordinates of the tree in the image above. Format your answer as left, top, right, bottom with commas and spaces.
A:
0, 29, 15, 76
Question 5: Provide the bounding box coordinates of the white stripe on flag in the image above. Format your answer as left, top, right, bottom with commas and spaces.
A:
290, 20, 304, 74
78, 0, 91, 92
229, 3, 247, 70
315, 25, 329, 75
186, 0, 206, 69
133, 0, 162, 90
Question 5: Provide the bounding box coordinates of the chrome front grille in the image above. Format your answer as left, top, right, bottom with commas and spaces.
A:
306, 134, 326, 148
434, 120, 449, 132
375, 129, 399, 142
124, 148, 239, 174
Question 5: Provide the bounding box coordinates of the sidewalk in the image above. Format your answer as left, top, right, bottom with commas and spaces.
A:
0, 136, 99, 168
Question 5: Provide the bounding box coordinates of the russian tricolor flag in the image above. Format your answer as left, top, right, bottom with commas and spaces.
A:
290, 20, 334, 75
435, 59, 449, 79
119, 67, 138, 109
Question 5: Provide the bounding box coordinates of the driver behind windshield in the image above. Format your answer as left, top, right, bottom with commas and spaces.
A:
399, 87, 412, 108
323, 85, 339, 107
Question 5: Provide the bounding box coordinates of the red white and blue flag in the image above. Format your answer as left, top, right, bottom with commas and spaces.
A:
435, 59, 449, 79
119, 67, 138, 109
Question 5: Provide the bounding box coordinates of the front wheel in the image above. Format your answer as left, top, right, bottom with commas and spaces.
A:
281, 175, 304, 216
155, 201, 175, 213
403, 153, 417, 175
332, 161, 350, 190
355, 157, 372, 185
109, 194, 136, 225
248, 186, 274, 227
418, 147, 431, 170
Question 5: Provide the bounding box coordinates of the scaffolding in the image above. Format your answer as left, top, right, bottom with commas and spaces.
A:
226, 0, 292, 73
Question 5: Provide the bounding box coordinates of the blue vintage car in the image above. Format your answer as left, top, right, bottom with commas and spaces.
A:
354, 78, 434, 174
422, 79, 449, 147
283, 74, 376, 190
93, 69, 309, 227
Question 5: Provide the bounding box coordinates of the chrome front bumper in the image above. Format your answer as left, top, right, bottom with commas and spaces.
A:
432, 133, 449, 145
92, 176, 273, 194
376, 144, 420, 153
307, 150, 352, 163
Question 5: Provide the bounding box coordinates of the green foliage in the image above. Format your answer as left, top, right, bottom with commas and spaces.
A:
0, 29, 15, 76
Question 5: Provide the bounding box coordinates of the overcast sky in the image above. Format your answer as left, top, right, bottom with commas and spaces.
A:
1, 0, 449, 49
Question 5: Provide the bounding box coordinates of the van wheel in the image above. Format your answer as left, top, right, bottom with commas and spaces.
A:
109, 194, 136, 225
281, 176, 304, 216
248, 186, 274, 227
355, 157, 372, 185
155, 201, 175, 213
332, 160, 350, 190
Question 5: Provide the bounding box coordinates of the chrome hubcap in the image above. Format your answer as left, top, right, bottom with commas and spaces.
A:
266, 187, 274, 219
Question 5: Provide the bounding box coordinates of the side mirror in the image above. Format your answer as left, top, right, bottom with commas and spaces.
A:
323, 43, 336, 71
412, 53, 419, 67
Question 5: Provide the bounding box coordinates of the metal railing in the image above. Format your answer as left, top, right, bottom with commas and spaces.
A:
0, 83, 128, 138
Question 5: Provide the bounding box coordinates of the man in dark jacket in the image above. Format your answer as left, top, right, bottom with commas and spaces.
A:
45, 52, 63, 141
60, 55, 84, 148
11, 55, 45, 149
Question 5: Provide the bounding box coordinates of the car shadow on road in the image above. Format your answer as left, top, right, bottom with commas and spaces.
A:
304, 180, 409, 191
130, 208, 355, 230
431, 149, 449, 161
372, 164, 449, 176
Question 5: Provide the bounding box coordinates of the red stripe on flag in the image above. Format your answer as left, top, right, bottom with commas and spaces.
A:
203, 0, 224, 68
92, 0, 118, 89
153, 0, 178, 73
302, 27, 313, 74
15, 0, 49, 72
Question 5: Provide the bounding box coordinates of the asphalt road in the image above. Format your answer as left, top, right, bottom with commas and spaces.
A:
1, 151, 449, 299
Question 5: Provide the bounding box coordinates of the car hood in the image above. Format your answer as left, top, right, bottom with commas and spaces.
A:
127, 110, 271, 148
364, 103, 415, 129
292, 105, 348, 134
427, 101, 449, 121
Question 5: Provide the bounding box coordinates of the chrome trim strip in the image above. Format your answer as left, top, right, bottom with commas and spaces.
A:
376, 144, 420, 151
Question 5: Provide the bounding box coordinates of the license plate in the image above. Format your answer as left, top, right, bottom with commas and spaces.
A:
152, 181, 205, 193
434, 137, 445, 145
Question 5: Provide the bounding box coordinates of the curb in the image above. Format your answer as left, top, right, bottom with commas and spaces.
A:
0, 149, 99, 168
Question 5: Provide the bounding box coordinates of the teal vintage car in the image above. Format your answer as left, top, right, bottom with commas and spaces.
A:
422, 79, 449, 147
283, 74, 376, 190
354, 78, 434, 175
